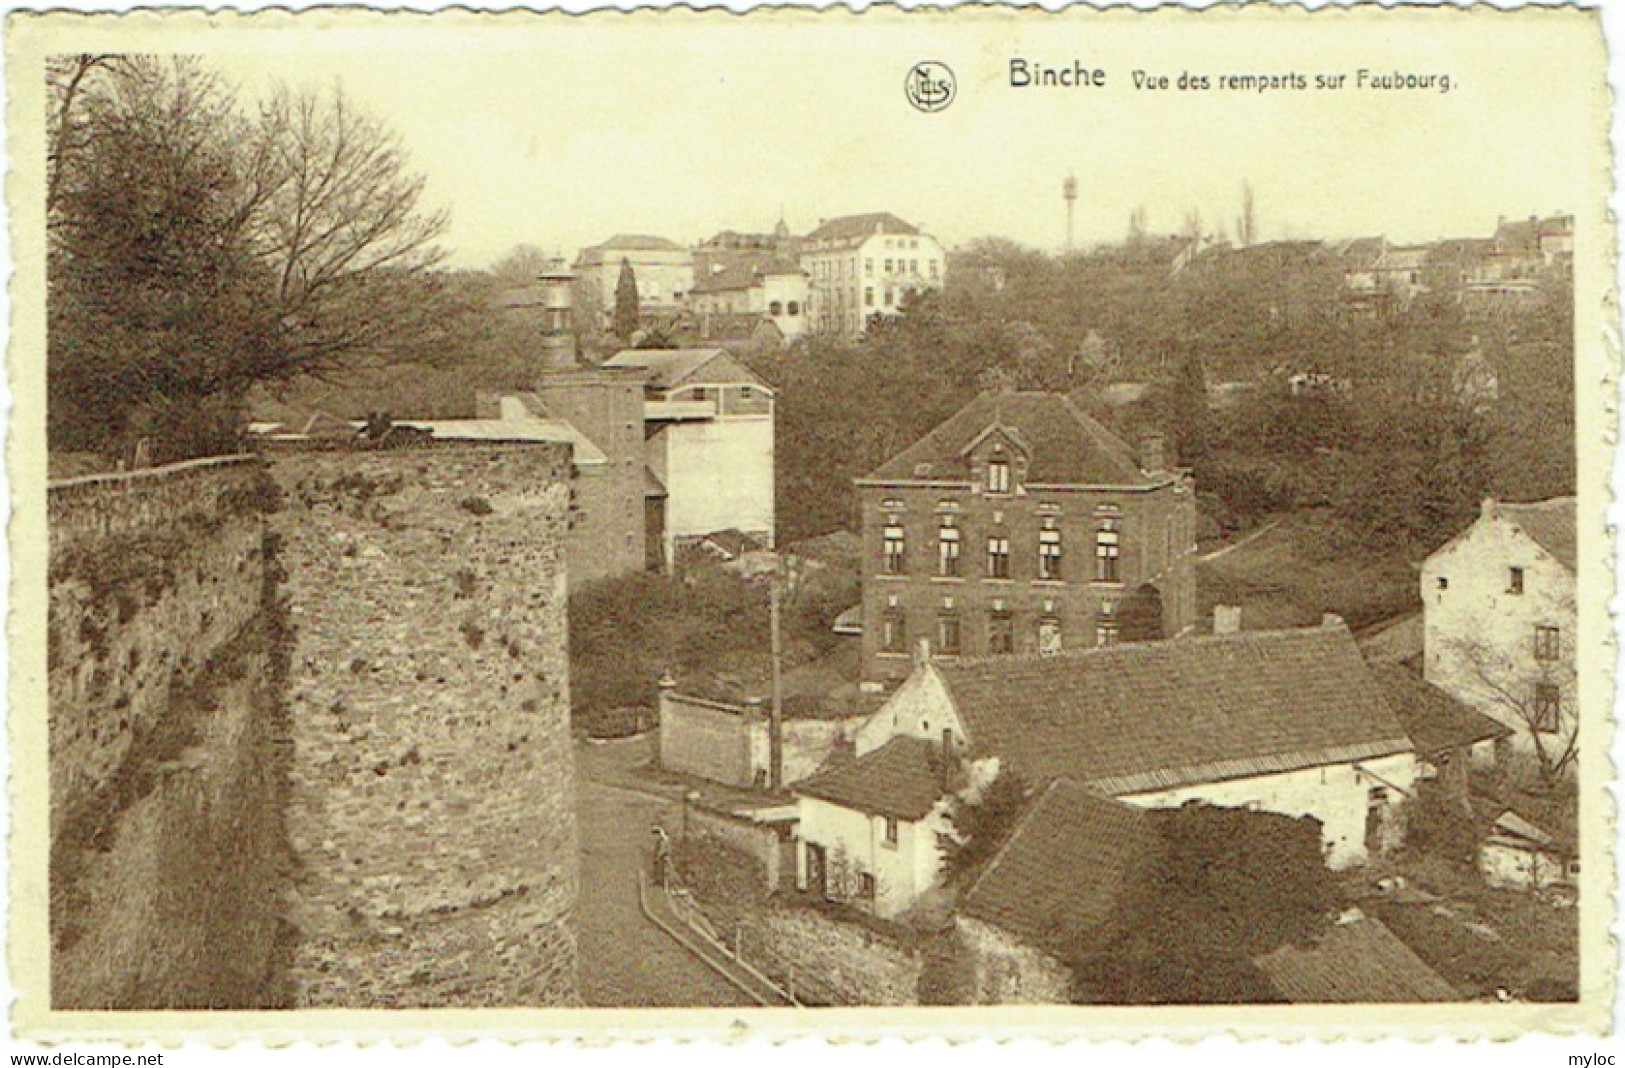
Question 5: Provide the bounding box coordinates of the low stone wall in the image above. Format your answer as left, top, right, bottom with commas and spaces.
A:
685, 803, 792, 890
955, 915, 1073, 1004
676, 837, 925, 1006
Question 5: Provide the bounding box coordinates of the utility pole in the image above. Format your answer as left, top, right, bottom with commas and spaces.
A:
769, 555, 786, 792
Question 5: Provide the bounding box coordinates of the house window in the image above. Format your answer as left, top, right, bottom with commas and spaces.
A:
1533, 683, 1561, 731
1095, 520, 1121, 583
1039, 526, 1063, 580
987, 535, 1011, 579
864, 287, 874, 308
1096, 621, 1119, 648
1508, 566, 1525, 595
787, 301, 800, 316
938, 520, 961, 577
1535, 625, 1560, 661
930, 260, 940, 279
884, 287, 894, 306
769, 300, 784, 316
1436, 576, 1449, 590
1037, 617, 1062, 656
883, 816, 899, 847
882, 610, 907, 654
865, 259, 874, 276
885, 258, 894, 273
987, 458, 1012, 495
937, 614, 961, 656
883, 522, 906, 575
860, 872, 877, 900
989, 611, 1014, 655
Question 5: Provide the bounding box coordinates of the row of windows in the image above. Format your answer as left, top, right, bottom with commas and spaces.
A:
882, 521, 1121, 583
867, 258, 940, 279
879, 610, 1117, 657
766, 300, 802, 317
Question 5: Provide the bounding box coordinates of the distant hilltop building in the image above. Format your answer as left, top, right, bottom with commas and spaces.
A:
800, 212, 946, 340
573, 233, 695, 324
688, 259, 809, 343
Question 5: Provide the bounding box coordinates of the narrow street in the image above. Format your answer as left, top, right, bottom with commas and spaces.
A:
576, 737, 752, 1008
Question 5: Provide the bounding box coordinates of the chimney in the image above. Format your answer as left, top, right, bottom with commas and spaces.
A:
1138, 433, 1167, 474
743, 696, 764, 723
1321, 612, 1346, 630
536, 258, 579, 371
1213, 604, 1242, 636
1482, 497, 1498, 519
940, 727, 955, 793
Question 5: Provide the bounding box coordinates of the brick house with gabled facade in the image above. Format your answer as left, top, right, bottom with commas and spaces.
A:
854, 391, 1197, 686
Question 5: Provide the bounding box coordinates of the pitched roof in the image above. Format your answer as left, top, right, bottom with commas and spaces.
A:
596, 233, 682, 251
602, 348, 769, 391
1372, 665, 1511, 756
861, 391, 1155, 487
934, 624, 1413, 795
962, 780, 1157, 954
1499, 497, 1577, 572
793, 736, 946, 820
1254, 910, 1459, 1003
690, 264, 762, 294
806, 213, 920, 243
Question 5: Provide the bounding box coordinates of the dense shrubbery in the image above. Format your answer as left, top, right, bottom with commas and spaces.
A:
1075, 804, 1339, 1004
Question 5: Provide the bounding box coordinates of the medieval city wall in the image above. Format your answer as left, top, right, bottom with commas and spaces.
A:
48, 457, 289, 1009
269, 442, 579, 1007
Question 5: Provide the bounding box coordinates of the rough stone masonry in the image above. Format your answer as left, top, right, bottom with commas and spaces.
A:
271, 441, 580, 1007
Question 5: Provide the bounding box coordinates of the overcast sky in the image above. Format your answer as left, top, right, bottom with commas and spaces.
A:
114, 7, 1610, 270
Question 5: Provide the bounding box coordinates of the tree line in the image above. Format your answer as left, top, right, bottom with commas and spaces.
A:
747, 236, 1573, 559
48, 55, 459, 464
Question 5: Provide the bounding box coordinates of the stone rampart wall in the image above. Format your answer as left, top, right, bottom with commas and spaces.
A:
271, 444, 579, 1007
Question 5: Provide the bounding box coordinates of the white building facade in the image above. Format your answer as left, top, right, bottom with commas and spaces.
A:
800, 213, 946, 340
574, 234, 695, 321
1421, 497, 1577, 778
602, 349, 776, 570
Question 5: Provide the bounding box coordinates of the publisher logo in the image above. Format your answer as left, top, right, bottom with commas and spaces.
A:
905, 61, 956, 112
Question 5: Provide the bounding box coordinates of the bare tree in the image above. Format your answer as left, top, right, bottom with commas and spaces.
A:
248, 85, 451, 375
489, 243, 555, 286
1446, 631, 1577, 784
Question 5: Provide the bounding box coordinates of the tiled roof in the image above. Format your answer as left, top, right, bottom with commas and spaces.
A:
794, 736, 946, 820
1254, 910, 1459, 1003
1372, 664, 1510, 756
936, 624, 1413, 795
602, 348, 768, 391
1500, 497, 1576, 572
861, 391, 1154, 487
690, 265, 761, 294
806, 213, 920, 243
962, 780, 1157, 954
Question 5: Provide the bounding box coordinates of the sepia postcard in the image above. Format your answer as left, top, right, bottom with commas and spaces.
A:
5, 1, 1617, 1049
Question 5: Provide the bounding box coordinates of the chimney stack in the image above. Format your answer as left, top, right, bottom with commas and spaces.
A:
940, 727, 955, 793
1321, 612, 1346, 630
536, 258, 579, 371
1213, 604, 1242, 636
1138, 433, 1167, 474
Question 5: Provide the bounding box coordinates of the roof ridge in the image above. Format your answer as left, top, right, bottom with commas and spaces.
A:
940, 622, 1352, 676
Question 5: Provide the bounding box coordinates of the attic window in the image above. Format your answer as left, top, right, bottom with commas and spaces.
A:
1436, 577, 1449, 591
988, 458, 1011, 494
1508, 566, 1525, 595
913, 463, 933, 478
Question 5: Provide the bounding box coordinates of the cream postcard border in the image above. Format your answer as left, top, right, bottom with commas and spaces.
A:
5, 4, 1616, 1042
